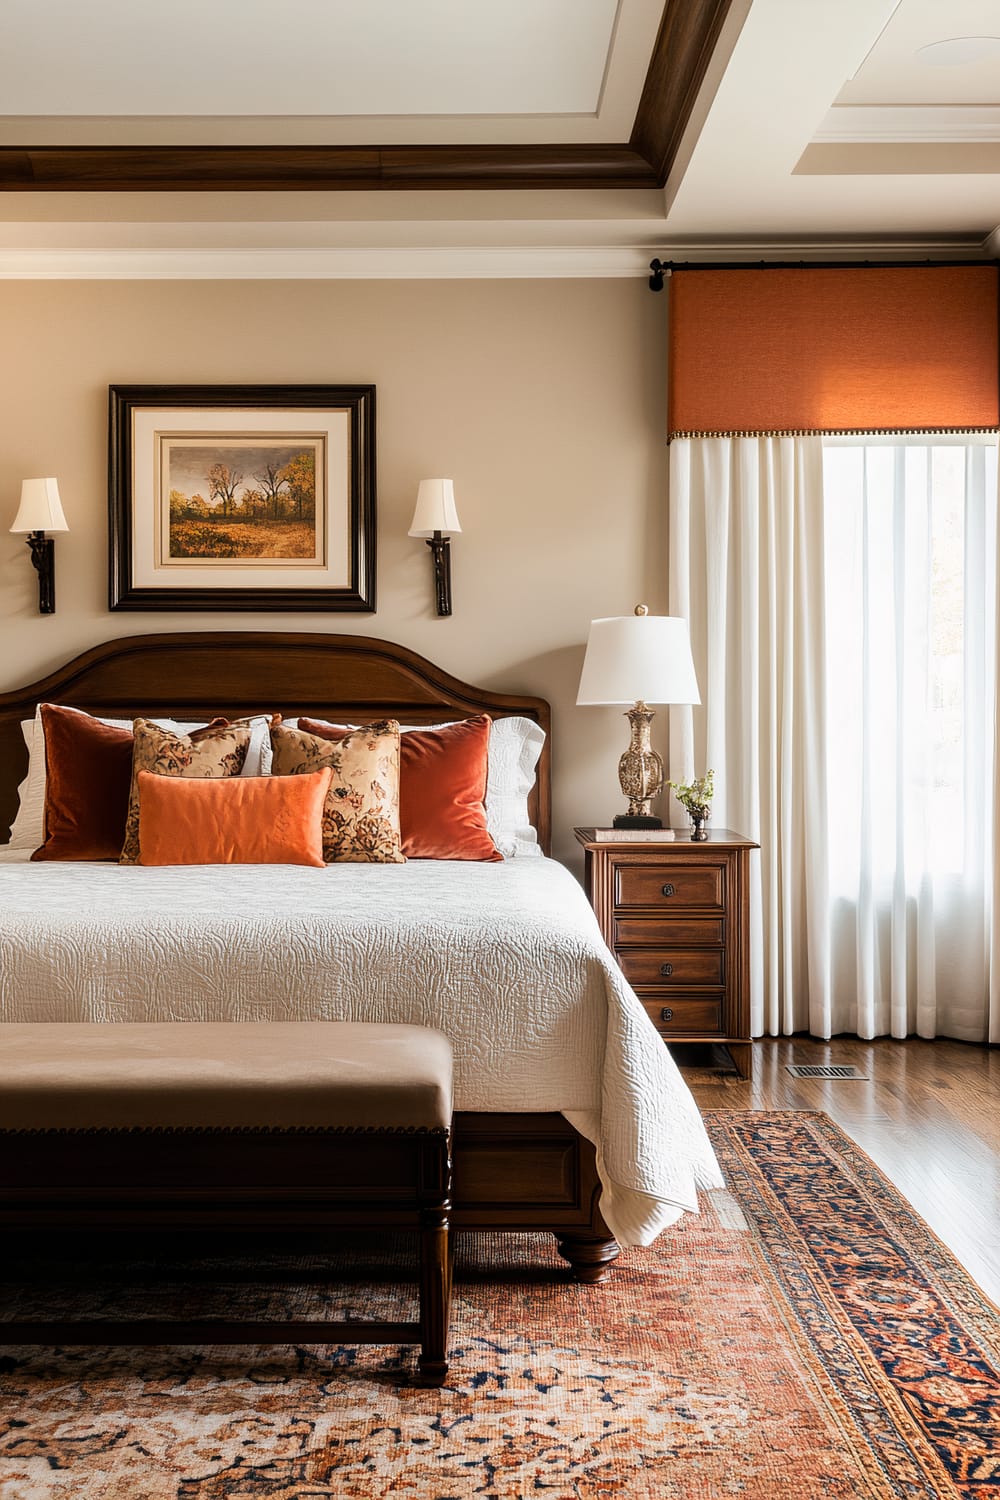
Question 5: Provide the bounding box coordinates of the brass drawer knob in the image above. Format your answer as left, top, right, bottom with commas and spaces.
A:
660, 1007, 674, 1023
661, 883, 675, 898
660, 962, 674, 977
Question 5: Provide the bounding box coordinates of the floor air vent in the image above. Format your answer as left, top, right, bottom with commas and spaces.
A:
786, 1064, 868, 1079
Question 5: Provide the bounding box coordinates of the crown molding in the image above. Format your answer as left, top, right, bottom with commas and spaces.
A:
815, 105, 1000, 145
0, 232, 992, 280
0, 243, 657, 280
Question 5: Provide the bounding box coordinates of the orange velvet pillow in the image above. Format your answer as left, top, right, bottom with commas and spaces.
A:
31, 704, 135, 862
298, 714, 501, 861
136, 766, 331, 867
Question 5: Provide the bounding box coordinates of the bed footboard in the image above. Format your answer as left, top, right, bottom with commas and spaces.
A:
0, 1110, 619, 1288
452, 1112, 620, 1282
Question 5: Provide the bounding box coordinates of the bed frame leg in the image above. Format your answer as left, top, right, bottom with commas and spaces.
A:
554, 1232, 621, 1284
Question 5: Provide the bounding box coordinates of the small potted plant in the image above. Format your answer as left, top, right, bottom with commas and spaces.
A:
667, 769, 715, 840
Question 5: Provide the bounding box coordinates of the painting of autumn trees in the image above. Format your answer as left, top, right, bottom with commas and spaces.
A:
166, 441, 322, 561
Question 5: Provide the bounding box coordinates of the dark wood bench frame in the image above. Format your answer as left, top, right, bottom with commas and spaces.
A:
0, 1124, 453, 1385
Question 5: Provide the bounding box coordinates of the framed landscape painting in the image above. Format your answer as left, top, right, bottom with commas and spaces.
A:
108, 384, 375, 610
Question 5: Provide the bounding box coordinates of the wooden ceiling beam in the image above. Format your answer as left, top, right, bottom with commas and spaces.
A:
0, 0, 731, 192
0, 142, 657, 192
631, 0, 738, 183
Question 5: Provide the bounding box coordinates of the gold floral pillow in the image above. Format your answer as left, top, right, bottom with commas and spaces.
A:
119, 718, 252, 865
269, 719, 405, 864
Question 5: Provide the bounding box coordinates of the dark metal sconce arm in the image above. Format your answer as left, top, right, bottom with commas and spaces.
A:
25, 530, 56, 614
426, 530, 453, 617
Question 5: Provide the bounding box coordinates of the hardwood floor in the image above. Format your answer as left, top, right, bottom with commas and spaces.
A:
677, 1035, 1000, 1306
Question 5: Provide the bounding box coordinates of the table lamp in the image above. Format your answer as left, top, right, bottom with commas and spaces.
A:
577, 604, 700, 828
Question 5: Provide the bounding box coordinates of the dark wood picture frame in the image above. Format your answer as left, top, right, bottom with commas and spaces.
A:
108, 383, 376, 612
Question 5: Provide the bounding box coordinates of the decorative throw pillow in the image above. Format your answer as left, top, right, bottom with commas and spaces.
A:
269, 720, 405, 864
120, 718, 253, 865
31, 704, 135, 862
8, 704, 273, 852
280, 713, 545, 858
136, 767, 331, 867
299, 714, 501, 861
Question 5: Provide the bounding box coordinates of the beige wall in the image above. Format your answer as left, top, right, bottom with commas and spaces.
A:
0, 277, 669, 869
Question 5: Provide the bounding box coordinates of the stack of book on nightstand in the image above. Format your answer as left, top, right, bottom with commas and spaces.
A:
592, 827, 677, 842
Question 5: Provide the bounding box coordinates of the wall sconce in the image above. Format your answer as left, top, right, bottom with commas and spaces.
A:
10, 478, 69, 615
577, 605, 701, 828
408, 478, 462, 617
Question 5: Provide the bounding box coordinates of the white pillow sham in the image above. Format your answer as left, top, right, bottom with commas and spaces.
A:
480, 716, 546, 859
282, 713, 545, 859
6, 705, 273, 852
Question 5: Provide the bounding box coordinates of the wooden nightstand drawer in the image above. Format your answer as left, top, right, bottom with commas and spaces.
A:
614, 916, 724, 947
614, 864, 724, 911
617, 948, 724, 987
640, 998, 723, 1035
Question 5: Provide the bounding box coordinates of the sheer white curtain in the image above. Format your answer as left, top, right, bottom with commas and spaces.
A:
823, 440, 998, 1042
668, 435, 830, 1037
669, 434, 1000, 1042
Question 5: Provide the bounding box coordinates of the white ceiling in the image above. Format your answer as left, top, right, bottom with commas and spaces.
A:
4, 0, 623, 118
1, 0, 998, 275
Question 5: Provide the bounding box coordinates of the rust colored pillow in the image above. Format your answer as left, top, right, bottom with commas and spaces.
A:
136, 766, 331, 867
31, 704, 134, 862
298, 714, 501, 861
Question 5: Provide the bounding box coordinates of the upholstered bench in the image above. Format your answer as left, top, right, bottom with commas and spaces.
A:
0, 1021, 454, 1385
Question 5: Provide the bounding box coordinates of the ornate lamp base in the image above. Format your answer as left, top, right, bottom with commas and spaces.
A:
615, 701, 663, 828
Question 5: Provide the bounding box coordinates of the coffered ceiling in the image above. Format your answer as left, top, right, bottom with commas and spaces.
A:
0, 0, 997, 274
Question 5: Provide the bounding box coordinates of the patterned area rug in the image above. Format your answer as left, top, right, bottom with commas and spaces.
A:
0, 1110, 998, 1500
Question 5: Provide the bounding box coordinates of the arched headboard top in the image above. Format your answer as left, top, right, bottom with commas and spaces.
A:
0, 632, 552, 853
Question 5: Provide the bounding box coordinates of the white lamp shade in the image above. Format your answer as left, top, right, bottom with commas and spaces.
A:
408, 478, 462, 538
10, 477, 69, 534
577, 611, 701, 706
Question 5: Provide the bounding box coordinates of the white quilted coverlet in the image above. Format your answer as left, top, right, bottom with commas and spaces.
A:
0, 852, 722, 1245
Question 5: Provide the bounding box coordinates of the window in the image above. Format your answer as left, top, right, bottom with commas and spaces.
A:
823, 440, 996, 886
821, 437, 997, 1038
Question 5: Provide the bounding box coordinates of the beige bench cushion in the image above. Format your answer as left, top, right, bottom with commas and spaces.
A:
0, 1022, 453, 1132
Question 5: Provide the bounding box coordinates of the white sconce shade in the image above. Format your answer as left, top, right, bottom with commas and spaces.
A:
10, 478, 69, 535
577, 611, 700, 706
408, 479, 462, 538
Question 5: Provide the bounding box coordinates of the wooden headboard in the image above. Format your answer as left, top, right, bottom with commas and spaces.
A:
0, 632, 552, 854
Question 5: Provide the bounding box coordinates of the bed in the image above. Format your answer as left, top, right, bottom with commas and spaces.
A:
0, 631, 722, 1279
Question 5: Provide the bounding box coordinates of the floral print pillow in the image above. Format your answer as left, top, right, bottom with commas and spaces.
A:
269, 720, 405, 864
119, 718, 251, 865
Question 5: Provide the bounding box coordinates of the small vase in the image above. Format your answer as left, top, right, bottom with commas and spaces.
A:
689, 810, 710, 841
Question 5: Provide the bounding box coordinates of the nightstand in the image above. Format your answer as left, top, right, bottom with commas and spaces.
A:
575, 827, 758, 1077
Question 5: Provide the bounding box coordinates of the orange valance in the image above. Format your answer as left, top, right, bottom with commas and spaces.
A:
667, 265, 999, 439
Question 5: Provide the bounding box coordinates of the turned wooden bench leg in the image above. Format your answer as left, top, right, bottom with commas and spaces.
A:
415, 1204, 452, 1386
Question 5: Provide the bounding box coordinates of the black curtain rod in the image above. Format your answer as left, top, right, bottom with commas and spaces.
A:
648, 255, 1000, 291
